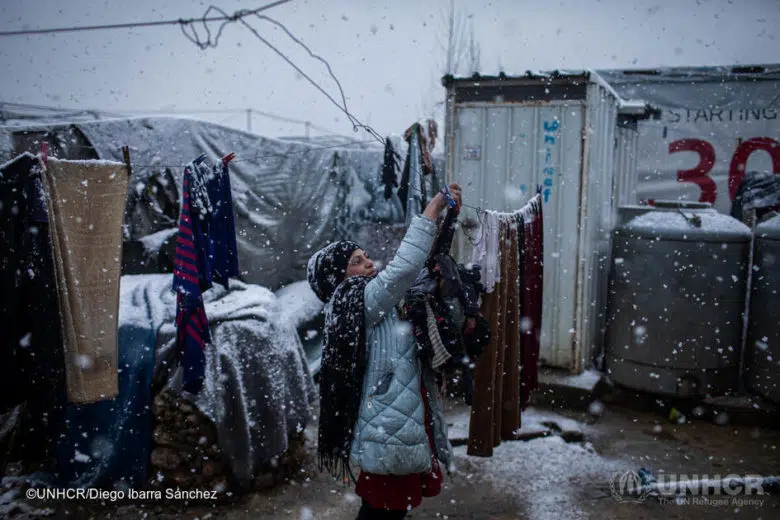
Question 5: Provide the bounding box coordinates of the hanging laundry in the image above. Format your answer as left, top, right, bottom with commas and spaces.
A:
466, 193, 543, 457
0, 152, 67, 469
468, 216, 521, 456
381, 137, 400, 200
398, 123, 426, 225
41, 157, 128, 405
205, 160, 240, 287
471, 210, 501, 292
173, 156, 240, 394
519, 195, 544, 409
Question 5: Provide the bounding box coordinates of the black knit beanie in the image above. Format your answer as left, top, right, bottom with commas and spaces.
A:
307, 240, 361, 302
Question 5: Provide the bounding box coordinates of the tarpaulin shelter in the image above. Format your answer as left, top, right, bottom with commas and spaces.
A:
1, 116, 415, 290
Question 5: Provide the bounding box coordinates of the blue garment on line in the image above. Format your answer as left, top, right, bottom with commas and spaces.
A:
205, 161, 240, 288
56, 299, 157, 489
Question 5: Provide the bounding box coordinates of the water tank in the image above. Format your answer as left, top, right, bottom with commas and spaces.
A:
745, 214, 780, 403
617, 201, 715, 226
606, 206, 751, 397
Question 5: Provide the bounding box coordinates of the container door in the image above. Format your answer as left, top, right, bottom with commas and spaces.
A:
450, 101, 585, 369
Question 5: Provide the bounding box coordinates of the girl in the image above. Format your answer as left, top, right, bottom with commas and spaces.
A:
307, 184, 462, 519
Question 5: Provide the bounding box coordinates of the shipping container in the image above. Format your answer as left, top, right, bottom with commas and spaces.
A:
599, 64, 780, 215
442, 71, 655, 372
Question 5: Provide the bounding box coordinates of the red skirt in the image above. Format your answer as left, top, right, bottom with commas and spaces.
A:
355, 378, 443, 511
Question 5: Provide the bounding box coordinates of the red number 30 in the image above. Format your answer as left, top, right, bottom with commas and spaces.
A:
669, 137, 780, 204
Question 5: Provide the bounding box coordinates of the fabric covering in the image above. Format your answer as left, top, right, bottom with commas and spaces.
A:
56, 291, 157, 489
0, 153, 66, 470
730, 170, 780, 222
121, 274, 317, 487
42, 157, 128, 404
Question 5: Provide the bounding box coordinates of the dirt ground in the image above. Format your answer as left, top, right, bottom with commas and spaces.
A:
8, 402, 780, 520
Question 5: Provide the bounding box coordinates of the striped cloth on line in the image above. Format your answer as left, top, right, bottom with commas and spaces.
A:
174, 166, 209, 393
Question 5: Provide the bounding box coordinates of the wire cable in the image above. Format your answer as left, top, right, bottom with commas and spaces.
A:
0, 0, 292, 37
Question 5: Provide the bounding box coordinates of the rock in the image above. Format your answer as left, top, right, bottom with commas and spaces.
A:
184, 414, 200, 425
150, 447, 182, 471
152, 426, 178, 447
202, 460, 225, 478
254, 472, 276, 490
169, 469, 194, 487
177, 401, 195, 415
152, 394, 167, 416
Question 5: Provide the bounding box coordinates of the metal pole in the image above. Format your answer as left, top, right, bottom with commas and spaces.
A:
738, 209, 757, 393
305, 121, 310, 138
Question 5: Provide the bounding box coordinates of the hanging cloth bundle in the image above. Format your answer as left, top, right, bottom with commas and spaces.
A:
397, 120, 441, 222
466, 193, 543, 457
381, 138, 400, 200
519, 194, 544, 409
41, 155, 128, 404
173, 154, 240, 395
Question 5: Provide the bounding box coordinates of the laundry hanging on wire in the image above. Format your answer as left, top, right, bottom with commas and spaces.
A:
466, 193, 544, 457
382, 120, 444, 225
173, 152, 240, 395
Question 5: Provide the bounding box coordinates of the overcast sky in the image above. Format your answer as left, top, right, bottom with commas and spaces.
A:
1, 0, 777, 140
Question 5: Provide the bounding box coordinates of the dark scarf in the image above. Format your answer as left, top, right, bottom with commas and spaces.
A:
317, 274, 371, 483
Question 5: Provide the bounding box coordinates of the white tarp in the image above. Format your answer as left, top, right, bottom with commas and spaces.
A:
599, 65, 780, 214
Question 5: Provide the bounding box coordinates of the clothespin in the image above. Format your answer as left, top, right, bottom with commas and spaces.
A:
121, 145, 133, 179
440, 185, 457, 208
194, 153, 207, 165
40, 141, 48, 169
221, 152, 236, 166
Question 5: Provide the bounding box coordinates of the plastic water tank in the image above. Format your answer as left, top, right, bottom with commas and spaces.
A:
606, 206, 751, 397
617, 201, 715, 226
745, 214, 780, 403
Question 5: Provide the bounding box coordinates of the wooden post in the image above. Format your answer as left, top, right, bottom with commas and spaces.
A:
121, 145, 132, 179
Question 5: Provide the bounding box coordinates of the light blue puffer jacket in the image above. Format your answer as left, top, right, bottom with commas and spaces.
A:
350, 215, 453, 475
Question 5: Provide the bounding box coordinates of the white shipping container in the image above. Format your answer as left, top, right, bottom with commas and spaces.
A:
443, 71, 646, 372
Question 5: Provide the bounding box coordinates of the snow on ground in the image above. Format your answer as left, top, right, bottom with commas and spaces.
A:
446, 404, 588, 442
448, 405, 630, 520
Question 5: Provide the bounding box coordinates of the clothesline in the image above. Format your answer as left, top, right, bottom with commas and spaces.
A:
25, 140, 378, 169
458, 194, 543, 246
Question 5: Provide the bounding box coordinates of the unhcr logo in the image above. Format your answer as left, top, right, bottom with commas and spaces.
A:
609, 470, 770, 504
609, 470, 651, 503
